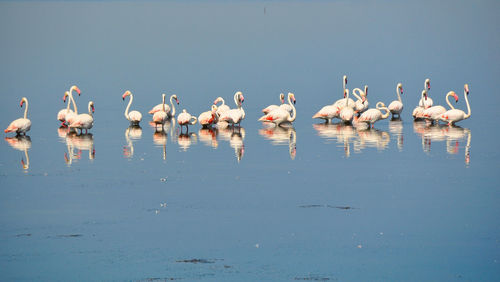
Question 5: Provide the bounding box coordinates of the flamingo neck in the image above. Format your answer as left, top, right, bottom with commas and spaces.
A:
69, 87, 78, 114
162, 95, 166, 112
351, 88, 362, 101
445, 92, 455, 110
234, 92, 240, 107
87, 102, 93, 117
23, 98, 28, 119
218, 97, 225, 106
287, 95, 296, 122
396, 86, 402, 103
380, 106, 390, 119
124, 93, 133, 121
23, 148, 29, 170
170, 95, 176, 116
345, 89, 350, 106
190, 116, 197, 125
464, 90, 471, 118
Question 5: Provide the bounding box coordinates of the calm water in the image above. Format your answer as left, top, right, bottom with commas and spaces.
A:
1, 1, 499, 281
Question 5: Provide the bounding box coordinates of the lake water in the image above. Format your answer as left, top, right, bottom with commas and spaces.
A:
1, 1, 499, 281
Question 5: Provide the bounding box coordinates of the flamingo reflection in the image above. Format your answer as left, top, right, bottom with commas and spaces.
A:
5, 135, 31, 170
259, 125, 297, 160
389, 119, 404, 151
219, 126, 245, 162
198, 128, 219, 148
124, 125, 142, 158
153, 130, 167, 160
175, 130, 197, 151
65, 132, 95, 163
354, 128, 390, 152
313, 123, 357, 157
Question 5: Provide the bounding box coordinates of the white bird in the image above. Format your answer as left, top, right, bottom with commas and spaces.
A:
69, 101, 94, 134
418, 78, 433, 108
177, 109, 197, 132
262, 93, 285, 114
388, 83, 404, 118
57, 91, 73, 126
198, 105, 218, 128
356, 102, 390, 128
149, 94, 179, 118
352, 85, 369, 114
213, 96, 231, 117
339, 89, 354, 123
412, 90, 429, 120
437, 84, 471, 126
122, 90, 142, 125
333, 75, 353, 107
152, 94, 168, 130
5, 97, 31, 135
258, 92, 297, 126
421, 91, 459, 123
61, 85, 81, 126
219, 91, 245, 126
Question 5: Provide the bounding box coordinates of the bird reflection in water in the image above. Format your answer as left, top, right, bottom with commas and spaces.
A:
65, 132, 95, 165
175, 130, 197, 151
259, 125, 297, 160
124, 125, 142, 158
153, 130, 167, 161
313, 123, 357, 157
198, 128, 219, 148
389, 118, 404, 151
5, 135, 31, 170
218, 126, 245, 162
354, 127, 390, 152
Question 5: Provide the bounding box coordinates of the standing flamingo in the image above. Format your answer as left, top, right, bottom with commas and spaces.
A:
5, 97, 31, 135
419, 78, 433, 108
219, 91, 245, 127
357, 102, 390, 128
422, 91, 459, 122
352, 85, 369, 114
152, 94, 168, 130
333, 75, 351, 106
62, 85, 82, 126
412, 90, 429, 120
258, 92, 297, 126
149, 94, 179, 118
177, 109, 197, 132
262, 93, 285, 114
339, 89, 354, 123
213, 96, 231, 117
122, 90, 142, 125
438, 84, 471, 125
388, 83, 404, 118
57, 91, 72, 126
69, 101, 94, 134
313, 75, 348, 123
198, 105, 218, 128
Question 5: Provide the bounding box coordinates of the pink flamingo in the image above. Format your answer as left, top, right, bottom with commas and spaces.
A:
356, 102, 390, 128
213, 96, 231, 117
177, 109, 197, 132
149, 94, 179, 118
412, 90, 429, 120
352, 85, 369, 114
69, 101, 94, 134
198, 105, 218, 128
388, 83, 404, 118
122, 90, 142, 125
152, 94, 168, 130
262, 93, 285, 114
219, 91, 245, 127
419, 78, 433, 108
59, 85, 81, 126
438, 84, 471, 125
258, 92, 296, 126
422, 91, 459, 122
5, 97, 31, 135
339, 89, 354, 123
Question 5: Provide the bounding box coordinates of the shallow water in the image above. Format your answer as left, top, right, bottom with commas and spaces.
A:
1, 1, 499, 281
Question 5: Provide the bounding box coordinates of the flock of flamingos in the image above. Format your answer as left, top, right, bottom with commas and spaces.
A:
4, 75, 472, 136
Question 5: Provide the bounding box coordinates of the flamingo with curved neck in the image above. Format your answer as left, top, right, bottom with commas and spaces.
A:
69, 101, 94, 134
214, 96, 230, 117
262, 93, 285, 114
198, 105, 218, 127
64, 86, 81, 125
5, 97, 31, 135
178, 109, 198, 132
339, 89, 354, 123
122, 90, 142, 124
57, 91, 73, 126
412, 90, 428, 120
357, 101, 390, 128
152, 94, 168, 130
219, 91, 245, 127
419, 78, 433, 108
422, 91, 459, 122
149, 94, 179, 118
352, 85, 369, 114
258, 92, 297, 126
388, 83, 404, 118
438, 84, 471, 125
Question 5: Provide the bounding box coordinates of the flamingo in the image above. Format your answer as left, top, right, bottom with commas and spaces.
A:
152, 94, 168, 130
357, 102, 390, 128
5, 97, 31, 135
412, 90, 429, 120
149, 94, 179, 118
438, 84, 471, 125
352, 85, 369, 114
198, 105, 218, 128
313, 75, 348, 123
262, 93, 285, 114
339, 89, 354, 123
4, 135, 31, 170
418, 78, 433, 108
213, 96, 231, 117
333, 75, 352, 106
177, 109, 197, 132
122, 90, 142, 125
219, 91, 245, 127
422, 91, 459, 122
57, 91, 72, 126
69, 101, 94, 134
63, 85, 82, 126
388, 83, 404, 118
258, 92, 296, 127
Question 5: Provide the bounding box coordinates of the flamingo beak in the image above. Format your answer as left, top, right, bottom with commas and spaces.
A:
428, 83, 431, 90
454, 94, 459, 103
176, 99, 180, 105
401, 88, 403, 94
20, 101, 23, 107
75, 87, 81, 96
92, 105, 95, 113
63, 95, 67, 103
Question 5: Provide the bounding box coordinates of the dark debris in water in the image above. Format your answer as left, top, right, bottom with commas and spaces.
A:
294, 276, 334, 281
15, 233, 32, 237
139, 278, 182, 281
299, 204, 356, 210
176, 258, 222, 264
56, 234, 83, 238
